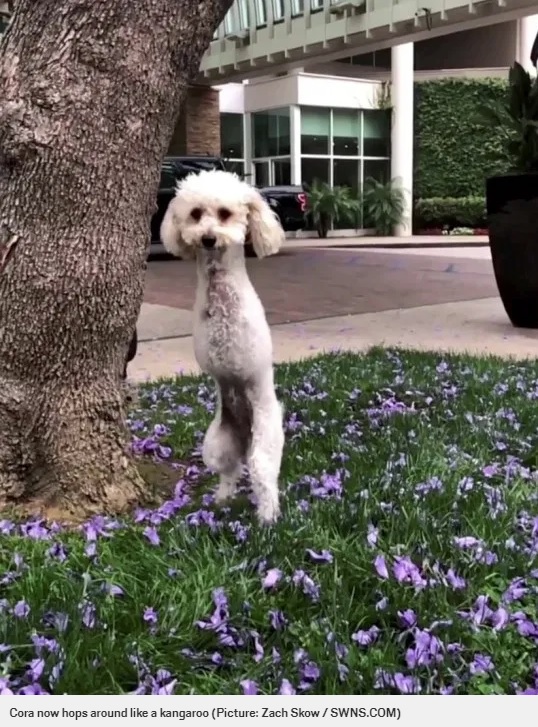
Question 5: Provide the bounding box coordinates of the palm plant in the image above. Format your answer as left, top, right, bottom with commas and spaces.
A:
477, 61, 538, 172
306, 181, 361, 238
361, 177, 406, 236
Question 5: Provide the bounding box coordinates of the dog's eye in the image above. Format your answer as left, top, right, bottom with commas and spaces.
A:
218, 207, 232, 222
191, 207, 203, 222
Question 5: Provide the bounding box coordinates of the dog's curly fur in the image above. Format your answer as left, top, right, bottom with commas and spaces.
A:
160, 170, 285, 524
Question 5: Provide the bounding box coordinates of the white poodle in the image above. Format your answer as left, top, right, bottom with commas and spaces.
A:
160, 169, 285, 524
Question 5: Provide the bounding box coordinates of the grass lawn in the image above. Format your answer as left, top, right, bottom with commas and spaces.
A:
2, 347, 538, 696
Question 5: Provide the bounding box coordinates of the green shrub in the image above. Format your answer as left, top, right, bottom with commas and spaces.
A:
414, 78, 512, 198
362, 178, 406, 236
307, 181, 361, 238
414, 196, 486, 228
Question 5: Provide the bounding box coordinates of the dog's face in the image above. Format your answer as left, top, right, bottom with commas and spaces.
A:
160, 170, 284, 260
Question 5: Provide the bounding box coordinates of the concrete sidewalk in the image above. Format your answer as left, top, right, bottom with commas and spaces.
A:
130, 296, 537, 382
286, 234, 488, 249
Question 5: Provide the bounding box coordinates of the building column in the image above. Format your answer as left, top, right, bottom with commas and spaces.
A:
243, 112, 253, 182
391, 42, 414, 237
168, 85, 221, 156
290, 105, 302, 186
517, 14, 538, 71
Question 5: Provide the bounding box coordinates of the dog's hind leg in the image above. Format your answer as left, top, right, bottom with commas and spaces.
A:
246, 377, 284, 525
202, 383, 244, 504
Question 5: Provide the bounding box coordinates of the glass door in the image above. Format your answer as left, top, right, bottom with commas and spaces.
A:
254, 161, 270, 186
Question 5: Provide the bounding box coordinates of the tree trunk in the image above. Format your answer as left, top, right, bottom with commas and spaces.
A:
0, 0, 231, 518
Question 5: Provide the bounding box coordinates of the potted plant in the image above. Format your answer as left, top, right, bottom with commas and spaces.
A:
361, 177, 406, 236
479, 61, 538, 328
306, 181, 360, 238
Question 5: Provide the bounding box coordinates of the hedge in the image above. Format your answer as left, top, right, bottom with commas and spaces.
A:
414, 196, 486, 228
414, 78, 511, 199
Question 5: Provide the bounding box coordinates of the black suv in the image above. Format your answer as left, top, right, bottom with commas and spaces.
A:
150, 156, 307, 255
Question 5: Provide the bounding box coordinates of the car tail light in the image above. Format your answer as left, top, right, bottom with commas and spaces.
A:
297, 192, 307, 212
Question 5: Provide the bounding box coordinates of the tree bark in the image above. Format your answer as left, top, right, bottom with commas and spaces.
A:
0, 0, 231, 517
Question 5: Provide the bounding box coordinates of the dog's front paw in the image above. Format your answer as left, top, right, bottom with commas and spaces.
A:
214, 477, 238, 505
256, 500, 280, 526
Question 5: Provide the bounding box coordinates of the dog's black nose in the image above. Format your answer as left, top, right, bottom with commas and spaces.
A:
202, 236, 216, 249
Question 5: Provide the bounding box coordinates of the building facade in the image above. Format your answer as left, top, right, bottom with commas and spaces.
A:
217, 72, 390, 192
210, 14, 538, 234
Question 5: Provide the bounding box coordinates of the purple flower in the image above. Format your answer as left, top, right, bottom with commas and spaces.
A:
306, 548, 333, 563
454, 536, 481, 549
292, 570, 320, 601
405, 630, 444, 668
444, 568, 466, 590
0, 677, 13, 695
491, 607, 510, 631
269, 610, 287, 630
392, 556, 426, 589
352, 626, 380, 647
105, 584, 124, 597
516, 618, 538, 638
469, 654, 494, 676
262, 568, 282, 589
398, 609, 417, 629
394, 673, 421, 694
27, 659, 45, 682
251, 632, 264, 663
13, 600, 30, 619
374, 555, 389, 579
240, 679, 258, 695
374, 669, 420, 694
376, 596, 389, 611
143, 607, 158, 624
196, 587, 230, 632
81, 602, 96, 629
367, 524, 379, 548
143, 527, 160, 546
472, 595, 493, 627
279, 679, 296, 695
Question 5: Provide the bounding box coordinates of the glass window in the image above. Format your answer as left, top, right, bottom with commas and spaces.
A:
301, 107, 330, 155
273, 158, 291, 185
255, 0, 267, 25
363, 110, 391, 157
310, 0, 323, 9
291, 0, 304, 14
220, 113, 244, 160
254, 161, 270, 186
333, 159, 359, 192
273, 0, 285, 20
252, 108, 290, 158
332, 109, 360, 156
363, 158, 391, 185
301, 158, 330, 188
224, 160, 245, 178
223, 8, 235, 34
237, 0, 249, 28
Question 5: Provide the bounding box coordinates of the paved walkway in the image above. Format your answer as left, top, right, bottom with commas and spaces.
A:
130, 242, 538, 383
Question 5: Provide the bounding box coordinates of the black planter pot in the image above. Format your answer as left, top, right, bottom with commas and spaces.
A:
486, 172, 538, 328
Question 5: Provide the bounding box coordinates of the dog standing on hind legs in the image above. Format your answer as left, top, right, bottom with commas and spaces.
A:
160, 170, 285, 524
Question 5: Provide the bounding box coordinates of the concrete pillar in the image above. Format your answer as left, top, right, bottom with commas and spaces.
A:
243, 112, 253, 182
290, 105, 302, 185
516, 14, 538, 71
391, 42, 414, 237
168, 85, 221, 156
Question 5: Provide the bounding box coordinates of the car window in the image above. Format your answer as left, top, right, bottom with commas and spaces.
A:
160, 163, 177, 188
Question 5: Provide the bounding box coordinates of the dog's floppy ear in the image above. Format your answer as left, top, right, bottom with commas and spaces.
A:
246, 187, 285, 259
160, 196, 195, 260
